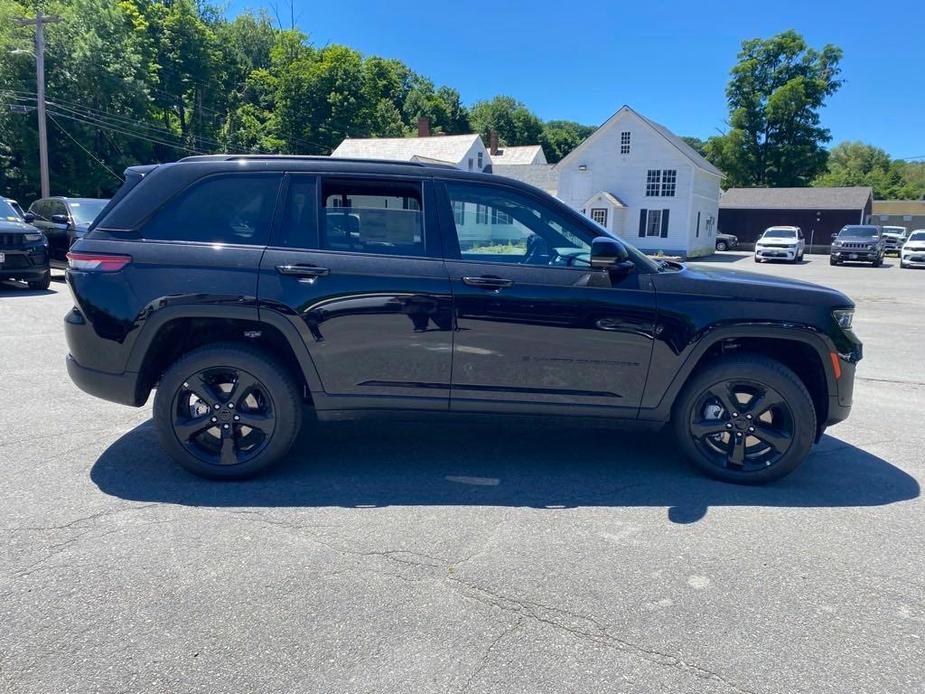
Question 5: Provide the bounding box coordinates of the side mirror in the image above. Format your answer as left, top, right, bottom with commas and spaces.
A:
51, 213, 70, 225
590, 236, 635, 279
591, 236, 629, 267
22, 212, 35, 223
831, 232, 839, 240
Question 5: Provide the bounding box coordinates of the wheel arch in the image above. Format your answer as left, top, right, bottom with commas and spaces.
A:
128, 305, 323, 405
644, 324, 837, 438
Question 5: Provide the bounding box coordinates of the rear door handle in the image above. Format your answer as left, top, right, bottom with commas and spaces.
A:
276, 264, 330, 278
462, 275, 514, 290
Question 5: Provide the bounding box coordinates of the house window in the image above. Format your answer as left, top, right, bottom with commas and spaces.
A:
491, 207, 512, 224
476, 204, 488, 224
903, 215, 913, 221
646, 170, 661, 197
452, 200, 465, 225
646, 169, 676, 197
646, 209, 662, 236
590, 208, 608, 227
620, 131, 631, 154
477, 152, 483, 169
468, 158, 474, 171
879, 215, 889, 221
661, 170, 677, 197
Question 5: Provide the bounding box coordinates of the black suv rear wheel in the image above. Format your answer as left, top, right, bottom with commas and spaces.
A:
672, 355, 816, 484
153, 343, 302, 479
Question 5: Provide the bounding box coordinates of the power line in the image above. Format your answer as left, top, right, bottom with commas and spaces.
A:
44, 109, 206, 154
47, 112, 123, 183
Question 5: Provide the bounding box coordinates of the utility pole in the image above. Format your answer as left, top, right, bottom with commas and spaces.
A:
13, 11, 61, 199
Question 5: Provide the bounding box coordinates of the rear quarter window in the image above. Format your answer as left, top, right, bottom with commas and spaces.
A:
140, 174, 282, 245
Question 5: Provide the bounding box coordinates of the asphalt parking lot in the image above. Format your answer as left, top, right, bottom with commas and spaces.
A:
1, 254, 922, 694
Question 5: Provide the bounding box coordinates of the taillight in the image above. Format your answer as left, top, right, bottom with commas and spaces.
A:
66, 252, 132, 272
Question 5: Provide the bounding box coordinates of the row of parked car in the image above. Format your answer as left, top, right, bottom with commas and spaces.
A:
0, 196, 109, 289
715, 224, 925, 269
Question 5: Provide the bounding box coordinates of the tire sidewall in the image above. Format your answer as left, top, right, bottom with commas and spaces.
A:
153, 344, 302, 480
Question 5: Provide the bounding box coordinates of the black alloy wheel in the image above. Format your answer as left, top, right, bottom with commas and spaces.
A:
171, 367, 276, 467
688, 379, 794, 472
154, 343, 302, 479
673, 355, 816, 484
716, 241, 728, 251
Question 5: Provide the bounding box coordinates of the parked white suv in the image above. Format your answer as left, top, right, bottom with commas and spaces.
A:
900, 230, 925, 269
754, 226, 805, 263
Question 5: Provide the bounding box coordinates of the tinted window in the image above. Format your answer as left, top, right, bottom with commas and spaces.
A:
444, 181, 592, 266
29, 200, 48, 219
0, 199, 20, 221
320, 178, 424, 256
763, 229, 797, 238
142, 174, 281, 244
278, 176, 318, 248
49, 200, 68, 218
68, 199, 108, 225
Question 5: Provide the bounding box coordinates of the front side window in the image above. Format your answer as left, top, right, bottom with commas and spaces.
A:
320, 178, 424, 256
445, 182, 592, 266
142, 174, 281, 244
68, 199, 108, 226
590, 208, 608, 227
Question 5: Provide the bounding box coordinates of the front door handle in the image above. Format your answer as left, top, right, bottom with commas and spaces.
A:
276, 264, 330, 278
462, 275, 514, 290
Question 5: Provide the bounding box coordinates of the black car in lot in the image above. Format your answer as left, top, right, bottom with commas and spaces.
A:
64, 156, 862, 484
714, 233, 738, 251
830, 225, 885, 266
0, 198, 50, 290
24, 196, 109, 264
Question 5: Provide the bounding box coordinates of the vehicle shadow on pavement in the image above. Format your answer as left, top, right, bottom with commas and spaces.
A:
90, 418, 919, 524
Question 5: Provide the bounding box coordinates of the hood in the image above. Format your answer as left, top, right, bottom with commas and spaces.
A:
659, 264, 852, 308
904, 241, 925, 249
756, 238, 797, 245
835, 234, 880, 242
0, 219, 39, 233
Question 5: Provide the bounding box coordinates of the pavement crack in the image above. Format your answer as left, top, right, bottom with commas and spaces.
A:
458, 618, 523, 693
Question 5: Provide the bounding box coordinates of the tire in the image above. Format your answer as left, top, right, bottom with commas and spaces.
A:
153, 342, 302, 480
27, 272, 51, 290
872, 257, 883, 268
716, 242, 727, 251
829, 256, 838, 266
672, 355, 816, 484
901, 260, 908, 269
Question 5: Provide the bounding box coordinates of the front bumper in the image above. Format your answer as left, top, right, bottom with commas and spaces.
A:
901, 251, 925, 267
755, 247, 797, 260
0, 245, 49, 280
831, 249, 880, 262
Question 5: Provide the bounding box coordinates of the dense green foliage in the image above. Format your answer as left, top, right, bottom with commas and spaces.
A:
812, 141, 925, 200
0, 0, 594, 202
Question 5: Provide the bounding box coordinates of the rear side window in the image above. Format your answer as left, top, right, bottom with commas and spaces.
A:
142, 174, 281, 245
320, 178, 424, 256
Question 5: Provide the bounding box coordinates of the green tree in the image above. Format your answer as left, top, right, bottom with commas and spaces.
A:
470, 95, 543, 147
705, 30, 843, 187
540, 119, 596, 163
813, 142, 925, 199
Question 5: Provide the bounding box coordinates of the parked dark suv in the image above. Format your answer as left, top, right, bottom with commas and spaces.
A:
0, 197, 50, 290
65, 156, 861, 484
25, 196, 109, 264
830, 225, 885, 266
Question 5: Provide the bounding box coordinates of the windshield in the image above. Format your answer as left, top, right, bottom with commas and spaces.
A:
762, 229, 797, 239
839, 226, 879, 238
908, 232, 925, 243
0, 199, 22, 222
69, 199, 109, 225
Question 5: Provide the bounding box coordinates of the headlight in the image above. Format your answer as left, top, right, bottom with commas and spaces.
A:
24, 232, 42, 242
832, 240, 842, 247
833, 309, 854, 330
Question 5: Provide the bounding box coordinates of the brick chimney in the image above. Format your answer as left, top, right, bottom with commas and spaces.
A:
489, 130, 499, 156
417, 116, 431, 138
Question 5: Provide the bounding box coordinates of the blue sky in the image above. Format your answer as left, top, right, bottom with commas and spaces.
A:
229, 0, 924, 159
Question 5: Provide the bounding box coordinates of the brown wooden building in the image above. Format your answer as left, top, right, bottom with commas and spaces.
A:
719, 187, 873, 250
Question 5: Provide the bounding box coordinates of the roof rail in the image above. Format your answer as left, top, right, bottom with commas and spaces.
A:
177, 154, 457, 169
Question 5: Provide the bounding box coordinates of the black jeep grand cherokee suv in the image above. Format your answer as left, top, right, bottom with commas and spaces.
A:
65, 156, 861, 483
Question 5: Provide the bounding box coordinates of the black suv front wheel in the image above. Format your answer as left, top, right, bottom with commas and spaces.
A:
673, 355, 816, 484
153, 343, 302, 479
